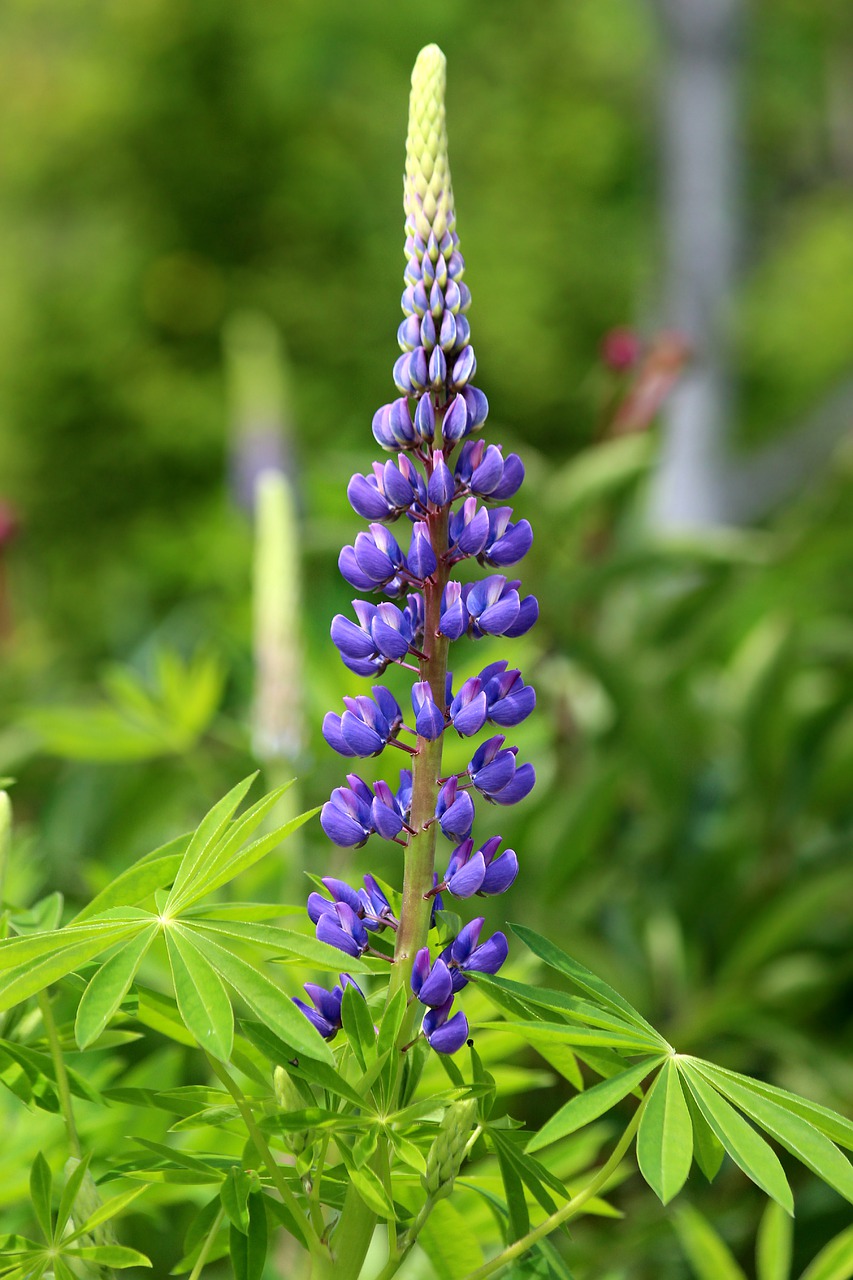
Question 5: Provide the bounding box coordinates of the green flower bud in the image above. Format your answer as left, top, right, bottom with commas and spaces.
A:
405, 44, 455, 246
422, 1099, 478, 1202
273, 1065, 312, 1156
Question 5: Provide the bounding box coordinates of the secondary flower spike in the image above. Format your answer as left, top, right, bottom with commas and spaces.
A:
301, 44, 538, 1055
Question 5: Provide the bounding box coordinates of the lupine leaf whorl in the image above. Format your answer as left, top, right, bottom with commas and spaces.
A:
405, 44, 455, 245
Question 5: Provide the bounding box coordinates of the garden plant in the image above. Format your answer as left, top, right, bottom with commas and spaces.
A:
1, 42, 853, 1280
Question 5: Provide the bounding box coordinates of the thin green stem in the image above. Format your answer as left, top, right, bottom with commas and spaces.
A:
38, 990, 81, 1159
460, 1098, 649, 1280
188, 1205, 225, 1280
370, 1198, 435, 1280
206, 1054, 326, 1260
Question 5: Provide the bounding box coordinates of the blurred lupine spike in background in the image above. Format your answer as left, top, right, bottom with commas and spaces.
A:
223, 309, 295, 516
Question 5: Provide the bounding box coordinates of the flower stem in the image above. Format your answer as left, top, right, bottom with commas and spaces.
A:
38, 989, 81, 1159
459, 1097, 648, 1280
206, 1053, 326, 1261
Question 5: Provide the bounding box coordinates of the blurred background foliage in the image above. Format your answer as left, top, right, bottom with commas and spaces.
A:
1, 0, 852, 1276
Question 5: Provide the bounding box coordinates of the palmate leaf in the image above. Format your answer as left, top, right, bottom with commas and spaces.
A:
637, 1058, 693, 1205
680, 1063, 794, 1214
191, 919, 371, 974
29, 1153, 52, 1240
690, 1059, 853, 1205
476, 972, 667, 1044
527, 1057, 666, 1153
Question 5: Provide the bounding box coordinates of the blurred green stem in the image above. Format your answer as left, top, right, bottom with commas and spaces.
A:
206, 1054, 326, 1261
38, 989, 81, 1159
188, 1205, 225, 1280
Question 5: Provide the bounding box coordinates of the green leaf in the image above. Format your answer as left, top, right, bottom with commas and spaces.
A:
175, 804, 316, 911
683, 1084, 725, 1183
62, 1184, 149, 1244
686, 1060, 853, 1152
64, 1245, 151, 1268
511, 924, 664, 1041
75, 926, 158, 1049
165, 927, 234, 1061
692, 1061, 853, 1204
221, 1167, 253, 1234
418, 1198, 484, 1279
799, 1226, 853, 1280
191, 919, 370, 973
229, 1192, 267, 1280
165, 776, 257, 912
672, 1204, 748, 1280
526, 1058, 663, 1153
187, 931, 334, 1065
637, 1058, 693, 1205
341, 983, 375, 1071
239, 1021, 368, 1108
489, 1128, 564, 1217
54, 1155, 92, 1239
29, 1153, 52, 1240
477, 1021, 663, 1053
476, 972, 665, 1042
71, 836, 187, 923
756, 1201, 793, 1280
344, 1162, 394, 1218
377, 986, 407, 1059
494, 1134, 529, 1241
680, 1065, 793, 1213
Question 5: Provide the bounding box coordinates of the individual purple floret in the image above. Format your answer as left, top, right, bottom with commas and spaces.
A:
478, 509, 533, 568
454, 440, 524, 501
411, 948, 454, 1007
411, 682, 446, 740
293, 975, 365, 1041
435, 777, 475, 841
442, 917, 509, 991
309, 874, 399, 933
438, 835, 519, 899
339, 525, 408, 594
423, 999, 470, 1054
322, 688, 403, 758
331, 597, 424, 676
347, 456, 427, 522
320, 777, 375, 848
316, 901, 370, 959
467, 735, 536, 806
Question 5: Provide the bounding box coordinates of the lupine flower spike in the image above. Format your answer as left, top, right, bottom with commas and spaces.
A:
300, 44, 538, 1054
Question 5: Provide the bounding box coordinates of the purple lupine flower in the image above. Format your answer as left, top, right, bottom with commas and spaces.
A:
448, 497, 490, 561
316, 901, 370, 958
359, 874, 398, 930
442, 917, 509, 991
423, 998, 470, 1054
408, 524, 438, 580
454, 441, 524, 501
322, 688, 402, 758
293, 975, 365, 1041
320, 778, 375, 847
339, 524, 408, 594
307, 877, 363, 924
411, 948, 454, 1007
412, 681, 446, 740
313, 45, 539, 1057
478, 509, 533, 568
435, 777, 475, 841
438, 836, 519, 898
347, 456, 426, 522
